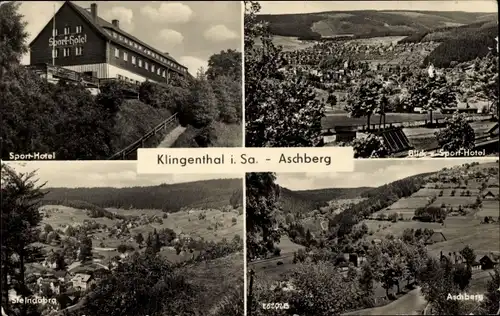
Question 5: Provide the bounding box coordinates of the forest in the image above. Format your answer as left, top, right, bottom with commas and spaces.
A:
42, 178, 243, 212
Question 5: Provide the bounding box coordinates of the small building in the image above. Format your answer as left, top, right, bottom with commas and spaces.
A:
479, 254, 499, 270
70, 273, 94, 291
483, 189, 498, 200
471, 260, 482, 272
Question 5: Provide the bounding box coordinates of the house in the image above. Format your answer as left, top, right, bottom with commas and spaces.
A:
483, 188, 499, 199
70, 273, 94, 291
471, 260, 482, 272
424, 231, 447, 245
479, 254, 499, 270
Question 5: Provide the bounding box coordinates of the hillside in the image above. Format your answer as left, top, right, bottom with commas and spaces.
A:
42, 178, 242, 212
257, 10, 496, 39
422, 24, 498, 67
279, 186, 372, 215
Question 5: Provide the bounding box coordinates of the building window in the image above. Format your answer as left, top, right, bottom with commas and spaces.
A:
138, 59, 142, 67
139, 46, 143, 51
151, 65, 155, 72
114, 48, 119, 58
52, 48, 59, 58
75, 47, 83, 56
123, 52, 128, 61
52, 28, 58, 37
76, 25, 83, 33
64, 26, 70, 35
145, 62, 148, 70
63, 47, 70, 57
132, 56, 136, 65
119, 35, 123, 40
157, 68, 160, 75
112, 32, 117, 38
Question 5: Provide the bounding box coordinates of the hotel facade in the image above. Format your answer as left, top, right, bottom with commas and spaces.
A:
29, 1, 188, 85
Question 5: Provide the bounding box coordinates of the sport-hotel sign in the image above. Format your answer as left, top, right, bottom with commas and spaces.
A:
49, 34, 88, 47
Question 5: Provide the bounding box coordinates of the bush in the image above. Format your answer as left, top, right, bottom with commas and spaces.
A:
352, 134, 389, 158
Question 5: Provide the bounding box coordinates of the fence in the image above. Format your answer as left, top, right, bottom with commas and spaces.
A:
107, 112, 179, 160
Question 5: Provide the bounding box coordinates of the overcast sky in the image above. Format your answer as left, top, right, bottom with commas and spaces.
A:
4, 161, 241, 188
18, 1, 242, 76
276, 158, 498, 190
259, 1, 498, 14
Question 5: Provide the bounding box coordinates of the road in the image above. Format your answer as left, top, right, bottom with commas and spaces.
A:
157, 125, 186, 148
343, 287, 427, 316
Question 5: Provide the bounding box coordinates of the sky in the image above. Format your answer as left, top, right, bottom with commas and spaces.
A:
4, 161, 241, 188
276, 158, 498, 190
18, 1, 242, 76
259, 1, 498, 14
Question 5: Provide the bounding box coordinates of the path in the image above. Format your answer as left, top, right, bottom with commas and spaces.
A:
343, 287, 427, 316
157, 125, 186, 148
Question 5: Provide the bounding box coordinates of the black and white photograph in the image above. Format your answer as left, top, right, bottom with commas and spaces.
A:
246, 158, 500, 315
1, 162, 244, 316
1, 1, 242, 160
244, 1, 498, 158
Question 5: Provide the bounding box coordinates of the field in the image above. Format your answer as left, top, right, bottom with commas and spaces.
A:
107, 207, 244, 243
249, 235, 304, 280
346, 36, 408, 45
266, 35, 316, 51
39, 204, 243, 265
476, 200, 500, 218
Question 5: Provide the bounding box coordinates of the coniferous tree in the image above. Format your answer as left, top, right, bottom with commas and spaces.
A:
1, 164, 45, 315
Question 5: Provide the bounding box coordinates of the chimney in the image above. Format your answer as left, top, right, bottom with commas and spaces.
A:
90, 3, 97, 20
112, 19, 119, 28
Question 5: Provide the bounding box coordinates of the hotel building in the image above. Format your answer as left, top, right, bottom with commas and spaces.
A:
29, 1, 188, 85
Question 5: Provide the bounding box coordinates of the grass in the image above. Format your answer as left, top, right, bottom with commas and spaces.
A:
172, 122, 242, 148
111, 100, 173, 154
180, 252, 243, 313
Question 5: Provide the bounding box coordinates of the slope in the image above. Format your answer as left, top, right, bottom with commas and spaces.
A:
257, 10, 496, 39
42, 178, 243, 212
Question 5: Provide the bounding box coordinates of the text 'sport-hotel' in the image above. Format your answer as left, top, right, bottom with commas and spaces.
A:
28, 1, 189, 86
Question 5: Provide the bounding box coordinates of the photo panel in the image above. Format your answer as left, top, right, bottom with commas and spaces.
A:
244, 1, 498, 158
1, 161, 244, 316
245, 157, 499, 316
1, 1, 243, 161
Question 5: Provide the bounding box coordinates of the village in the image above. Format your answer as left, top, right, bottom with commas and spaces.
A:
247, 160, 499, 315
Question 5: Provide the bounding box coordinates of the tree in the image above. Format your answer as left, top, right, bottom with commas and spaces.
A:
352, 134, 389, 158
82, 254, 197, 316
134, 233, 144, 246
78, 236, 93, 262
404, 72, 456, 123
436, 113, 475, 152
0, 1, 29, 74
359, 262, 375, 295
459, 245, 476, 267
246, 173, 281, 260
206, 49, 242, 81
425, 75, 457, 124
463, 53, 499, 118
1, 164, 45, 315
289, 261, 364, 315
345, 78, 386, 129
180, 70, 218, 128
479, 267, 500, 315
44, 224, 53, 233
211, 75, 241, 124
452, 264, 472, 291
327, 94, 337, 109
245, 2, 326, 147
